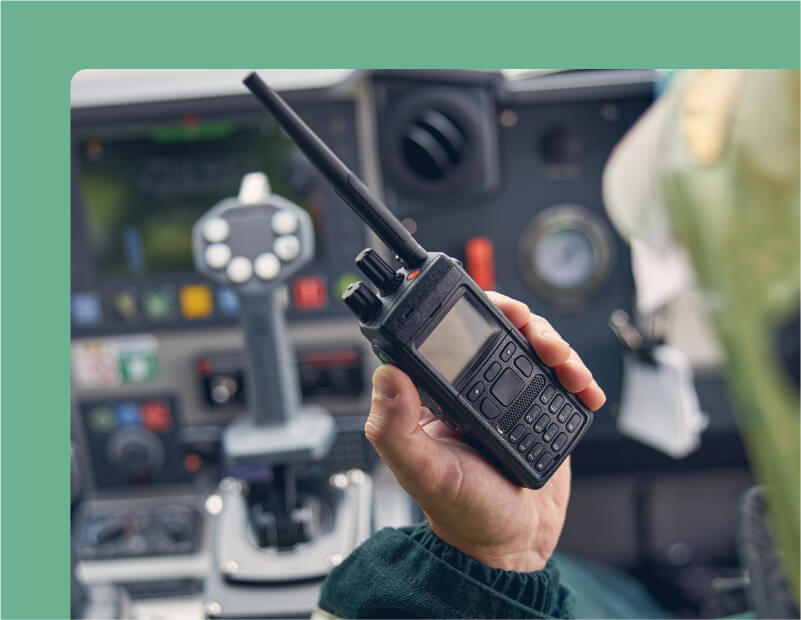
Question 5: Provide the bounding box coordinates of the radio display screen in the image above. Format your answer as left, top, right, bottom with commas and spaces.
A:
77, 118, 323, 276
418, 296, 498, 383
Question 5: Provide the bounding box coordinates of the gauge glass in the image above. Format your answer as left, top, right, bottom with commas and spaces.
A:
532, 228, 595, 290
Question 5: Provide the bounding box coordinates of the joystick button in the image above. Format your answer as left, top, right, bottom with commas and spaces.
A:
271, 210, 298, 235
274, 235, 301, 261
254, 253, 281, 281
203, 218, 230, 243
204, 243, 231, 270
227, 257, 253, 283
490, 369, 524, 406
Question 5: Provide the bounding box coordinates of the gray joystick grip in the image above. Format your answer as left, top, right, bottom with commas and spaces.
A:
193, 173, 313, 428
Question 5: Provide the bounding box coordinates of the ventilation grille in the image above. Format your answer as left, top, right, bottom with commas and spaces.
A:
496, 374, 546, 434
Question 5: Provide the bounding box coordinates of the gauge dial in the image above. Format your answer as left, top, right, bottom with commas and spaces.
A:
519, 205, 614, 302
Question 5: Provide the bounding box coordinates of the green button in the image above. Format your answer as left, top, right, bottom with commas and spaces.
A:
334, 273, 360, 299
89, 406, 116, 433
143, 288, 175, 320
119, 351, 158, 383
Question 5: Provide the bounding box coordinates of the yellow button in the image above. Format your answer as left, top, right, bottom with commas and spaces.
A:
179, 285, 214, 319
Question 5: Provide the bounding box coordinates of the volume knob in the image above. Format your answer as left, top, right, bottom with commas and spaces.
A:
342, 281, 382, 322
355, 248, 403, 296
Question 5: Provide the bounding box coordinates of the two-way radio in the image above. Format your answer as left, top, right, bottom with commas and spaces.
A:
243, 72, 594, 489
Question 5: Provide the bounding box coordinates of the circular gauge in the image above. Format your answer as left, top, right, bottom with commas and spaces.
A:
519, 205, 614, 302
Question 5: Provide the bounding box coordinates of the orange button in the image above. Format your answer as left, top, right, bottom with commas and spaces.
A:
292, 276, 327, 310
465, 237, 496, 290
179, 285, 213, 319
141, 400, 171, 433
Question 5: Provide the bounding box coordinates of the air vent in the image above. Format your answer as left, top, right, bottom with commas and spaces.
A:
383, 89, 485, 197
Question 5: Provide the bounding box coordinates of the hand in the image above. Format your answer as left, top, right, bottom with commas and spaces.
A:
365, 292, 606, 573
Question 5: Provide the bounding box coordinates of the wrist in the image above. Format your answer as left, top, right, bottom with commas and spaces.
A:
427, 521, 550, 573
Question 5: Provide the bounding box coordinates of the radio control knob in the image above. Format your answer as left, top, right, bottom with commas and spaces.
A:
342, 281, 381, 322
355, 248, 402, 296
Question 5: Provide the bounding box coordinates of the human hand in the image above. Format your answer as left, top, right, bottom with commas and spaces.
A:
365, 292, 606, 573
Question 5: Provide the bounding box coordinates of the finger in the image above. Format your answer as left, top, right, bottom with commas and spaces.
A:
485, 291, 531, 329
554, 349, 594, 393
520, 315, 571, 367
365, 365, 444, 493
576, 379, 607, 411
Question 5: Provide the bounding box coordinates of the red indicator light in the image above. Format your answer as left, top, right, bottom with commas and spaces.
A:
407, 270, 421, 281
465, 237, 496, 290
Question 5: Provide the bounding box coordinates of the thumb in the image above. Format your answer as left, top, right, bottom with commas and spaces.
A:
365, 365, 444, 496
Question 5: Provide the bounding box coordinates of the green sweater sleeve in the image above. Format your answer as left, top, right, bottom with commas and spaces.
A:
317, 522, 575, 619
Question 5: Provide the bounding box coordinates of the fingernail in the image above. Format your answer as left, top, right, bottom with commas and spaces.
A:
373, 366, 399, 401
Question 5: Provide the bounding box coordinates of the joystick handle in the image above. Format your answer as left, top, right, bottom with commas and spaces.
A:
239, 290, 298, 426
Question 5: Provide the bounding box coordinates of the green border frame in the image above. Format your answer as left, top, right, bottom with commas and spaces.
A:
1, 1, 799, 617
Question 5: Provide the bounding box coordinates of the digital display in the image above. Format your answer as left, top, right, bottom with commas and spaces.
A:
77, 118, 325, 276
418, 296, 498, 383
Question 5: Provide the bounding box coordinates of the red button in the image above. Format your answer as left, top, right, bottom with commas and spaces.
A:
292, 276, 327, 310
141, 400, 171, 433
465, 237, 496, 290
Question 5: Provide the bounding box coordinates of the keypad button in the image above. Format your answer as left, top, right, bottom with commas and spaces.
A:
517, 433, 534, 453
535, 453, 553, 472
484, 362, 501, 381
468, 382, 485, 401
500, 342, 516, 361
540, 385, 555, 404
566, 413, 583, 433
509, 424, 525, 444
514, 356, 533, 377
480, 399, 500, 419
526, 443, 545, 462
551, 433, 567, 452
543, 423, 558, 443
548, 394, 564, 414
557, 404, 572, 423
490, 369, 524, 406
524, 404, 542, 425
534, 414, 550, 434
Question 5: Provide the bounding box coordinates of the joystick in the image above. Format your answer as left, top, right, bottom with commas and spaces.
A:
194, 173, 371, 619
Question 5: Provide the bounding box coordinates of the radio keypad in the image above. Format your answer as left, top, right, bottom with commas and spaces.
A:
517, 433, 534, 453
524, 404, 541, 425
566, 414, 582, 433
557, 404, 572, 423
533, 414, 549, 434
500, 342, 516, 361
509, 424, 525, 444
484, 362, 501, 381
526, 443, 544, 462
468, 382, 485, 401
543, 423, 559, 443
548, 394, 564, 414
540, 386, 555, 404
514, 356, 533, 377
535, 453, 553, 472
551, 433, 567, 452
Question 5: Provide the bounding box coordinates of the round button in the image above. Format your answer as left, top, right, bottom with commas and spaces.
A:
204, 243, 231, 270
274, 235, 301, 261
271, 210, 298, 235
226, 257, 253, 283
254, 253, 281, 281
203, 217, 230, 243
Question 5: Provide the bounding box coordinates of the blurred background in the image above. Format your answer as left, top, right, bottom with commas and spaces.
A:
69, 69, 794, 619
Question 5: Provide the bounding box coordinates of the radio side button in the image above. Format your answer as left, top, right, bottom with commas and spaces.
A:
490, 369, 524, 406
480, 398, 501, 419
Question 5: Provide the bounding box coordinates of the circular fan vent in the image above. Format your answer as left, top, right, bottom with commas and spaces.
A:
384, 90, 483, 196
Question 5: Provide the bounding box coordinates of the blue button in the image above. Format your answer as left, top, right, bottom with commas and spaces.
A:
71, 293, 102, 326
216, 286, 240, 316
116, 401, 140, 427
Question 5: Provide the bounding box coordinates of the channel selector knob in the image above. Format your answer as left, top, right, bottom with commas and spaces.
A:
355, 248, 402, 296
342, 281, 381, 322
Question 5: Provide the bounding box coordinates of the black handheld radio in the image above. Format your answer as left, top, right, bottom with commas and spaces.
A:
243, 73, 594, 489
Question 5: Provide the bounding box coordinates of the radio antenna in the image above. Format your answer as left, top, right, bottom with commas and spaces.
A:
243, 72, 428, 269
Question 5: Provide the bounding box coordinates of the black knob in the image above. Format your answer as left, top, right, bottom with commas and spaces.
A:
342, 281, 382, 322
355, 248, 402, 296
